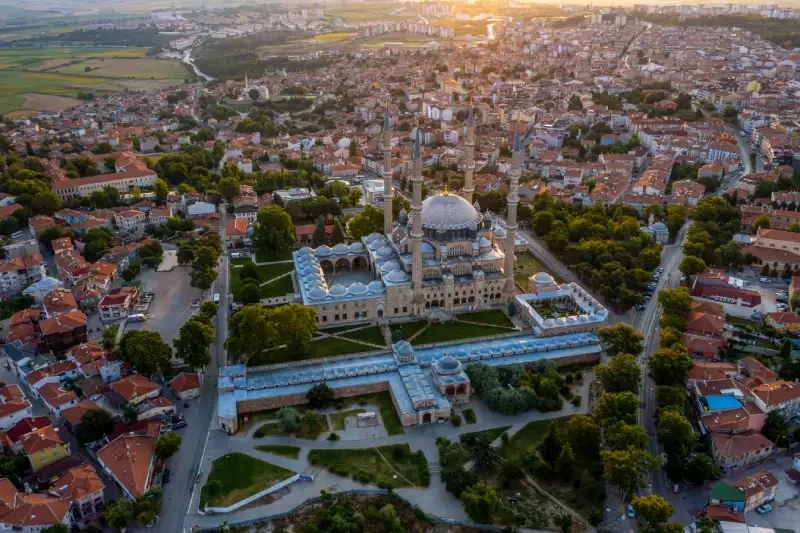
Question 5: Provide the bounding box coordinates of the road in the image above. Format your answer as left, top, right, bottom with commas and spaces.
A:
736, 132, 753, 175
622, 23, 651, 70
153, 207, 229, 533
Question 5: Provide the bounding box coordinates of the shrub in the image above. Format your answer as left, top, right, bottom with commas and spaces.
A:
565, 373, 574, 384
420, 471, 430, 486
327, 432, 340, 441
571, 395, 582, 407
463, 408, 477, 424
589, 507, 604, 526
451, 414, 462, 427
334, 399, 345, 410
560, 384, 570, 396
500, 432, 510, 445
358, 398, 368, 406
522, 453, 539, 473
391, 446, 406, 461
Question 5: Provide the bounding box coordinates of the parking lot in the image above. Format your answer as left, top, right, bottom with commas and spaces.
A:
125, 265, 203, 346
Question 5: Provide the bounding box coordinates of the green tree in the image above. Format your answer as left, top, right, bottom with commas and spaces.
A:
123, 402, 138, 423
751, 213, 771, 233
76, 408, 115, 444
347, 204, 384, 240
277, 406, 301, 433
153, 178, 170, 204
331, 219, 346, 244
539, 419, 563, 465
154, 432, 183, 459
648, 346, 692, 386
199, 301, 217, 319
218, 177, 240, 202
597, 324, 644, 357
93, 142, 115, 154
239, 261, 260, 282
226, 304, 317, 363
253, 206, 295, 252
102, 499, 133, 532
42, 525, 70, 533
657, 410, 696, 460
119, 329, 173, 376
31, 191, 62, 215
467, 434, 501, 471
240, 283, 261, 305
37, 225, 67, 249
762, 410, 790, 447
658, 287, 693, 330
659, 327, 683, 349
307, 383, 335, 408
605, 422, 648, 451
312, 216, 327, 247
174, 316, 215, 369
780, 336, 793, 363
601, 448, 661, 498
568, 94, 583, 111
679, 255, 707, 279
461, 481, 500, 523
594, 392, 638, 426
684, 455, 720, 486
595, 353, 641, 393
565, 414, 600, 459
655, 385, 686, 410
555, 442, 576, 480
631, 495, 674, 533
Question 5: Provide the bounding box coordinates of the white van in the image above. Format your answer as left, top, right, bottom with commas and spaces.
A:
213, 293, 220, 304
128, 313, 147, 322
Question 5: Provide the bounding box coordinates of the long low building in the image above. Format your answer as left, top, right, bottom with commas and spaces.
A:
45, 155, 157, 201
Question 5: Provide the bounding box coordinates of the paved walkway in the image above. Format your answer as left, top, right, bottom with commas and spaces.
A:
188, 380, 592, 530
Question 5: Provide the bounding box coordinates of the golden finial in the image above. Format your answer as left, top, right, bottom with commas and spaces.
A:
443, 182, 450, 196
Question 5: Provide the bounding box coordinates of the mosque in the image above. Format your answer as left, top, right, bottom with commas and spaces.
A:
293, 107, 522, 326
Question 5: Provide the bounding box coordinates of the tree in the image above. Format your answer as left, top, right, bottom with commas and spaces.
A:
133, 488, 163, 526
780, 336, 793, 363
37, 225, 67, 249
307, 383, 334, 408
139, 240, 164, 268
565, 414, 600, 459
42, 525, 70, 533
83, 227, 115, 262
684, 455, 720, 486
601, 448, 661, 498
605, 423, 648, 451
238, 261, 260, 282
597, 324, 644, 357
276, 406, 301, 433
331, 219, 346, 244
595, 353, 641, 393
154, 432, 183, 459
31, 191, 62, 215
679, 255, 706, 279
123, 402, 138, 423
658, 287, 693, 330
751, 214, 771, 233
218, 177, 240, 202
657, 410, 697, 462
93, 142, 114, 155
568, 94, 583, 111
199, 301, 217, 319
594, 392, 638, 426
76, 408, 115, 444
174, 316, 215, 369
119, 330, 173, 376
649, 347, 692, 386
240, 283, 261, 305
460, 481, 500, 523
253, 206, 295, 252
631, 495, 674, 533
102, 499, 133, 532
655, 385, 686, 410
539, 420, 563, 465
154, 178, 170, 204
190, 247, 219, 292
762, 410, 790, 447
555, 443, 575, 480
226, 304, 317, 363
312, 216, 327, 247
467, 434, 501, 471
659, 327, 683, 349
347, 204, 384, 240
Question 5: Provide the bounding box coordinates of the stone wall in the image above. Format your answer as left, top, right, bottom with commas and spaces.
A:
237, 380, 390, 415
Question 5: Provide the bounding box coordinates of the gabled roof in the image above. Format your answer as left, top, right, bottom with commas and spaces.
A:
110, 374, 160, 402
710, 481, 745, 502
39, 310, 87, 336
60, 399, 101, 427
96, 434, 155, 498
21, 425, 65, 455
50, 463, 104, 501
171, 372, 200, 393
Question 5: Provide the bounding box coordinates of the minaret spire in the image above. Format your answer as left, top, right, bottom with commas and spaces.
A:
503, 114, 522, 300
382, 100, 394, 236
463, 96, 475, 204
410, 119, 424, 309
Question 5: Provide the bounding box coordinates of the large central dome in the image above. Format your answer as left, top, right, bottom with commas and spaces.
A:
421, 193, 482, 230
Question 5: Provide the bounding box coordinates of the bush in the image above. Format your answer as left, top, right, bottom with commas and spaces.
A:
463, 408, 477, 424
420, 471, 430, 486
571, 395, 582, 407
589, 507, 604, 526
334, 399, 345, 410
358, 398, 368, 406
522, 453, 539, 473
391, 446, 405, 461
307, 383, 334, 408
335, 466, 348, 477
565, 374, 574, 384
451, 414, 462, 427
327, 432, 340, 441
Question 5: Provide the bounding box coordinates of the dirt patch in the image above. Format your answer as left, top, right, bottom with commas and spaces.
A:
4, 109, 37, 119
21, 93, 81, 112
28, 58, 75, 72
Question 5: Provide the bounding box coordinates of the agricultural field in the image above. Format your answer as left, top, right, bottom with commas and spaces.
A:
0, 47, 187, 116
325, 3, 417, 23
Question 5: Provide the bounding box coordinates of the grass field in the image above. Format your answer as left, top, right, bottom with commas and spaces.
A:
254, 444, 301, 459
343, 392, 404, 435
457, 310, 515, 327
389, 320, 428, 341
500, 416, 573, 463
54, 57, 188, 79
255, 250, 293, 263
307, 32, 354, 42
199, 452, 294, 509
260, 275, 295, 299
341, 326, 387, 346
412, 321, 513, 345
460, 426, 511, 444
331, 408, 365, 430
308, 444, 428, 488
253, 335, 374, 366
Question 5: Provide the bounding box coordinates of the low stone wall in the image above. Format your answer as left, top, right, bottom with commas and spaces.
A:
237, 380, 390, 415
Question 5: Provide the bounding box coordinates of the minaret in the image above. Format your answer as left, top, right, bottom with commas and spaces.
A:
382, 106, 394, 236
410, 124, 424, 307
463, 99, 475, 204
504, 120, 522, 299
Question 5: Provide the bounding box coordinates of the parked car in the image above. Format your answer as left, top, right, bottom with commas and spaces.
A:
127, 314, 146, 323
636, 304, 646, 311
173, 420, 187, 429
162, 469, 171, 484
760, 277, 771, 283
627, 505, 635, 518
756, 504, 772, 514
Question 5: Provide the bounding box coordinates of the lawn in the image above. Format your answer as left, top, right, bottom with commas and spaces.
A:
342, 326, 387, 346
253, 412, 329, 440
257, 262, 295, 281
331, 408, 365, 430
319, 325, 358, 334
515, 251, 546, 271
457, 310, 515, 327
460, 426, 511, 444
344, 392, 404, 435
251, 336, 374, 366
254, 422, 282, 438
389, 320, 428, 341
412, 321, 514, 345
199, 452, 295, 509
500, 416, 573, 463
54, 57, 188, 79
515, 272, 532, 291
254, 444, 301, 459
255, 250, 293, 262
462, 408, 477, 425
230, 257, 252, 265
308, 444, 429, 488
260, 274, 295, 298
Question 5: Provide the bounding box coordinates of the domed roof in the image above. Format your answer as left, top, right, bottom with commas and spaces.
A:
368, 239, 385, 251
246, 226, 255, 236
367, 280, 385, 293
298, 247, 313, 255
303, 272, 322, 283
363, 233, 381, 244
495, 226, 507, 238
377, 246, 394, 258
308, 287, 327, 300
434, 354, 461, 374
532, 272, 555, 286
302, 265, 320, 275
651, 222, 668, 232
384, 269, 408, 283
421, 242, 434, 253
380, 260, 400, 273
332, 243, 349, 255
305, 278, 325, 290
328, 284, 347, 297
395, 341, 413, 356
348, 282, 367, 295
421, 193, 482, 231
315, 245, 332, 257
479, 237, 492, 248
349, 242, 365, 253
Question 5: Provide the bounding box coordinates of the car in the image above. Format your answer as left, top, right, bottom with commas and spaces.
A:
171, 415, 185, 423
127, 313, 146, 322
760, 277, 771, 283
162, 469, 171, 484
173, 420, 187, 429
756, 504, 772, 514
191, 299, 200, 308
627, 505, 635, 518
657, 267, 664, 273
636, 304, 646, 311
739, 131, 746, 137
213, 293, 220, 304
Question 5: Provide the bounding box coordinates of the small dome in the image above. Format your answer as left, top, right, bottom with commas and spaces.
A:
380, 261, 400, 273
303, 272, 322, 283
377, 246, 394, 258
332, 243, 349, 255
652, 222, 668, 232
363, 233, 381, 244
384, 269, 408, 283
368, 239, 385, 251
349, 242, 365, 253
302, 265, 320, 275
308, 287, 327, 300
328, 284, 347, 297
348, 282, 367, 295
298, 247, 313, 255
533, 272, 555, 286
495, 226, 507, 238
395, 341, 413, 356
577, 315, 589, 323
305, 279, 325, 290
543, 319, 555, 327
367, 280, 385, 293
566, 316, 577, 325
555, 317, 566, 326
435, 354, 461, 374
421, 242, 434, 253
315, 245, 332, 257
479, 237, 491, 247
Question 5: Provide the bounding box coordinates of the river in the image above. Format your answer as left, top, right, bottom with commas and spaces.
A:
182, 48, 214, 82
